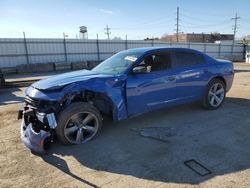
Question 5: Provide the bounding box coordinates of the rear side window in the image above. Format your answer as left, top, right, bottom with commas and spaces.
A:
172, 51, 205, 69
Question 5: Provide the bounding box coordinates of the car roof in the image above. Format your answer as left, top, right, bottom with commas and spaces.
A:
125, 47, 202, 54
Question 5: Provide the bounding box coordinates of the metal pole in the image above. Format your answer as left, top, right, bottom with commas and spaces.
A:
231, 43, 234, 56
125, 35, 128, 50
232, 13, 240, 44
176, 7, 179, 42
152, 36, 154, 47
63, 33, 68, 62
243, 44, 246, 60
104, 25, 111, 40
23, 32, 30, 64
96, 34, 100, 61
231, 13, 240, 56
218, 43, 221, 57
204, 43, 207, 53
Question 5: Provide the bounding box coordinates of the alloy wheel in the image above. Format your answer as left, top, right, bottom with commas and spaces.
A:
64, 111, 98, 144
208, 83, 225, 107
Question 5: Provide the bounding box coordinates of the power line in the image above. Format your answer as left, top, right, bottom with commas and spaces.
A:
95, 10, 245, 39
231, 13, 240, 43
104, 25, 111, 40
180, 12, 219, 23
113, 23, 174, 31
113, 19, 174, 30
112, 12, 175, 30
180, 20, 230, 27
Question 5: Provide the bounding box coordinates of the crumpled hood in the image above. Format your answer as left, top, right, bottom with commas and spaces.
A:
32, 69, 112, 90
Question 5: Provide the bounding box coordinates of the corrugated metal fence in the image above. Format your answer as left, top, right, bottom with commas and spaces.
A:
0, 38, 245, 68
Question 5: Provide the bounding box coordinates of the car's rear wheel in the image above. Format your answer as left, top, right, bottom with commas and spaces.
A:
0, 74, 5, 88
202, 79, 226, 110
56, 102, 102, 145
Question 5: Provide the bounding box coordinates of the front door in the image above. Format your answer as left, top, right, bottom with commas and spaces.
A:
126, 52, 177, 116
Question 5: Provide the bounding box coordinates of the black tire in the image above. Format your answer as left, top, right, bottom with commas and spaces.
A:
202, 78, 226, 110
56, 102, 102, 145
0, 75, 5, 89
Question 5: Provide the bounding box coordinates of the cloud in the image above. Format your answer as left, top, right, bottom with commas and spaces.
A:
99, 9, 113, 14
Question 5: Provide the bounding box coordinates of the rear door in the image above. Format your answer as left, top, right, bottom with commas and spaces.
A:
171, 50, 211, 101
126, 51, 177, 116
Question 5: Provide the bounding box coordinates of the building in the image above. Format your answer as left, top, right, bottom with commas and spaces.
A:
161, 33, 234, 43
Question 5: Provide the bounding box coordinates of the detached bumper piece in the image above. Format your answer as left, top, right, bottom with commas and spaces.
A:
21, 120, 51, 154
19, 98, 58, 154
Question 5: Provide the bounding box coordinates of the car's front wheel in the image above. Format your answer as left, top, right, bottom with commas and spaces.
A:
56, 102, 102, 145
202, 78, 226, 110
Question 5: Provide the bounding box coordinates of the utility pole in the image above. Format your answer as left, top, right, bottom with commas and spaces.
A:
231, 13, 240, 43
23, 31, 29, 64
63, 32, 68, 62
175, 6, 180, 42
96, 34, 100, 61
104, 25, 111, 40
125, 34, 128, 50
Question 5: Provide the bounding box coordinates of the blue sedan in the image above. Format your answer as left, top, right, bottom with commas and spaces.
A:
19, 47, 234, 153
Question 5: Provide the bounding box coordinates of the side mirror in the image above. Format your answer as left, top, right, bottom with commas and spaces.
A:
132, 66, 147, 74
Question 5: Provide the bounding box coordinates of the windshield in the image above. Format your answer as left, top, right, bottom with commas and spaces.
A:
92, 51, 143, 74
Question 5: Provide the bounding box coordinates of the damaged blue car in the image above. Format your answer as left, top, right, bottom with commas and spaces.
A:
18, 47, 234, 153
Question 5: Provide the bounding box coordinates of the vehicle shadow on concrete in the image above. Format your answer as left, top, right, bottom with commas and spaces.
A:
234, 69, 250, 73
41, 154, 99, 188
42, 97, 250, 185
0, 87, 24, 106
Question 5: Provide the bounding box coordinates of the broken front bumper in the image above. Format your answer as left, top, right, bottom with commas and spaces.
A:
19, 103, 57, 154
21, 119, 51, 154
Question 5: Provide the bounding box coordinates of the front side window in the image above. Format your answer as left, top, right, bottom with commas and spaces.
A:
92, 51, 143, 74
138, 52, 172, 73
172, 51, 205, 69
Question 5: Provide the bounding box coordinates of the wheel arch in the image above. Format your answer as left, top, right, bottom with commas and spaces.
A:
208, 75, 226, 88
61, 82, 128, 121
80, 90, 115, 118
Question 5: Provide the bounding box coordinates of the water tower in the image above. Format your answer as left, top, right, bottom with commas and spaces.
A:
79, 26, 87, 39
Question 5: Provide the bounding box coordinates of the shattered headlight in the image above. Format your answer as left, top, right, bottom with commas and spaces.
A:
36, 112, 57, 129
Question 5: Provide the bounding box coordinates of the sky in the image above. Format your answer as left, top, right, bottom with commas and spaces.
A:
0, 0, 249, 39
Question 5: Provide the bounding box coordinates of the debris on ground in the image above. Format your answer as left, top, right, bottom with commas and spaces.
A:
131, 127, 178, 142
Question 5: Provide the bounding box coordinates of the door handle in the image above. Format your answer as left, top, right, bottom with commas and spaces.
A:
168, 75, 176, 81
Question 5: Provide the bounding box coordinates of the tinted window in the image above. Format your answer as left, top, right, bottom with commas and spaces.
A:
172, 51, 205, 68
139, 52, 172, 72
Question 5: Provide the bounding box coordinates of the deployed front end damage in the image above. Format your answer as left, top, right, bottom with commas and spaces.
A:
19, 95, 59, 154
21, 121, 52, 154
19, 72, 128, 153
